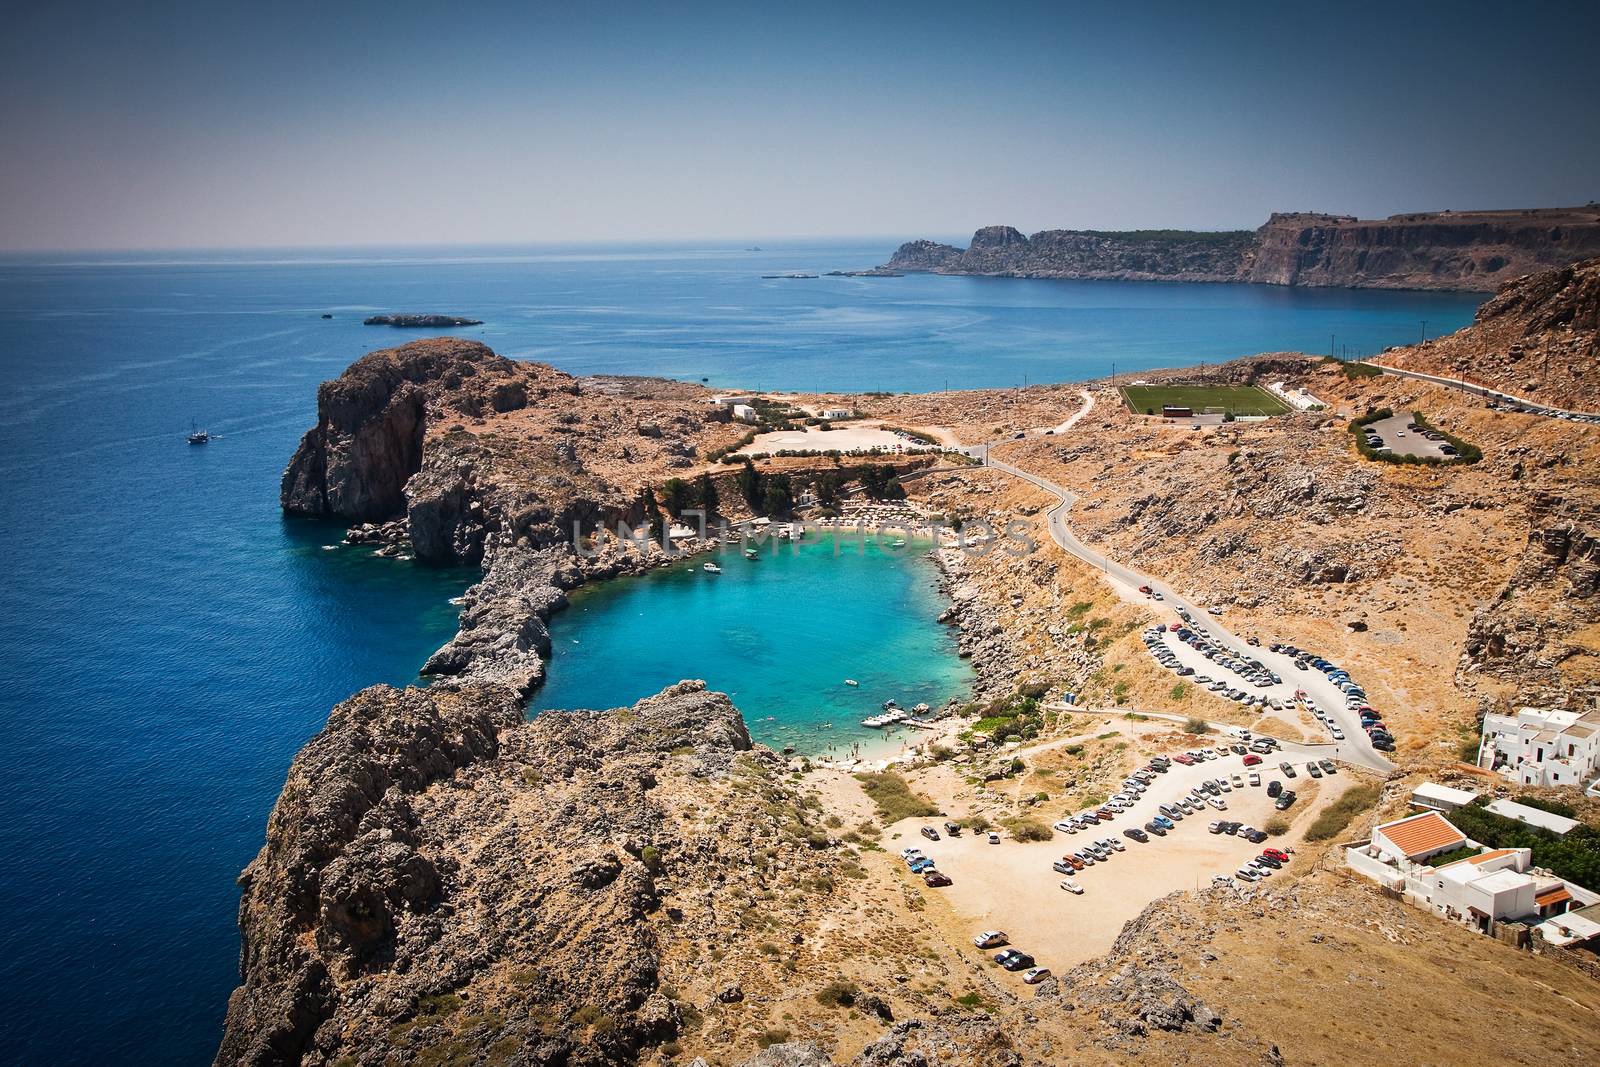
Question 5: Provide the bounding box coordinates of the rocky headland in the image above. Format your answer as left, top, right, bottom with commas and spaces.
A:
364, 314, 485, 327
879, 206, 1600, 291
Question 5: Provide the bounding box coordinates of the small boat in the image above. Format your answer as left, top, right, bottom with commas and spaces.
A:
703, 562, 722, 574
844, 679, 859, 687
882, 699, 900, 710
744, 548, 758, 560
890, 538, 907, 548
187, 421, 210, 445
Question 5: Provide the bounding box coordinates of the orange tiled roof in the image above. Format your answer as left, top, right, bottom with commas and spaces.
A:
1536, 886, 1573, 908
1467, 848, 1518, 865
1378, 812, 1467, 858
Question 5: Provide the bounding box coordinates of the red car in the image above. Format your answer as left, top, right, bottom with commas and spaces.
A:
1139, 584, 1152, 594
1242, 754, 1262, 766
1172, 753, 1196, 766
1168, 622, 1182, 631
1262, 848, 1290, 863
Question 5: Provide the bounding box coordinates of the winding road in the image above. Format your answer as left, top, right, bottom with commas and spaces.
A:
961, 393, 1397, 773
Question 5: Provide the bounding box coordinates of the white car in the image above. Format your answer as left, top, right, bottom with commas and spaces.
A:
1059, 879, 1084, 894
973, 930, 1008, 948
1248, 771, 1261, 786
1236, 867, 1261, 882
987, 831, 1001, 844
1053, 821, 1078, 834
1206, 796, 1228, 811
1230, 774, 1244, 789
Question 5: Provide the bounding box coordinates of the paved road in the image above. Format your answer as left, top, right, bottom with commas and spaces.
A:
960, 397, 1396, 774
1362, 362, 1599, 421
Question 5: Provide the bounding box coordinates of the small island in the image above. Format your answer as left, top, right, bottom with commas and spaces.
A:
362, 313, 484, 327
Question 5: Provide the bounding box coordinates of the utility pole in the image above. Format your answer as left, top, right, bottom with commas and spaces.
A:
1419, 320, 1427, 344
1330, 334, 1336, 359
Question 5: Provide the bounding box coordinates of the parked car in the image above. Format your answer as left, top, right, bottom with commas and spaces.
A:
998, 951, 1035, 971
1243, 754, 1262, 766
1267, 780, 1282, 798
1306, 763, 1323, 778
1144, 820, 1168, 837
1023, 966, 1052, 983
987, 831, 1001, 844
1052, 860, 1074, 874
1275, 790, 1298, 811
944, 821, 962, 836
1123, 828, 1149, 843
1280, 762, 1297, 778
910, 857, 936, 873
921, 826, 940, 841
1059, 880, 1084, 894
1236, 867, 1261, 882
924, 871, 953, 887
974, 931, 1008, 949
1262, 848, 1290, 862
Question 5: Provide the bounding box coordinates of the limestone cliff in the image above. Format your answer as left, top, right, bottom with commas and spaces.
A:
280, 339, 533, 522
881, 206, 1600, 292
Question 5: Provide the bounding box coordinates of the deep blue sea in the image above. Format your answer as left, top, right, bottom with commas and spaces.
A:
0, 240, 1482, 1064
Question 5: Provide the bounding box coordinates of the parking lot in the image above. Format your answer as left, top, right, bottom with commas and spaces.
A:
895, 747, 1334, 984
1139, 609, 1395, 771
1361, 410, 1454, 459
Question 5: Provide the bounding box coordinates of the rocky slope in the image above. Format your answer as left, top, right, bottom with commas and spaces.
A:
880, 206, 1600, 291
215, 680, 838, 1067
1374, 256, 1600, 409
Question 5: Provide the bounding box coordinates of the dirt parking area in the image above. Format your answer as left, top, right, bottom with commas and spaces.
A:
887, 750, 1336, 984
1364, 410, 1451, 459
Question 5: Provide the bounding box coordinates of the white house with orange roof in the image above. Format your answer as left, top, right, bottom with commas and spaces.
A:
1345, 809, 1600, 937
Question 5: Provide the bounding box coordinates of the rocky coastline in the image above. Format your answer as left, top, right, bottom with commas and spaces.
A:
878, 206, 1600, 292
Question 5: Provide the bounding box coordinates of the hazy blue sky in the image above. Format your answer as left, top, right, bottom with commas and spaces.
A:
2, 0, 1596, 250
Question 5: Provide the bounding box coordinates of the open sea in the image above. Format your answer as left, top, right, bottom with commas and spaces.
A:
0, 240, 1482, 1064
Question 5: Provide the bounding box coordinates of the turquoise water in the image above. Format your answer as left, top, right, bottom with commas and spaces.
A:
0, 240, 1481, 1064
532, 536, 972, 758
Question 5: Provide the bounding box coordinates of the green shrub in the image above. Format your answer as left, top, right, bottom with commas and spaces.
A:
1002, 817, 1053, 842
1264, 817, 1289, 836
815, 980, 859, 1008
855, 772, 940, 823
1304, 783, 1381, 842
1185, 717, 1212, 734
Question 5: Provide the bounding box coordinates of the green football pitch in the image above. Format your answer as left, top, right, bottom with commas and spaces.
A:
1121, 384, 1291, 417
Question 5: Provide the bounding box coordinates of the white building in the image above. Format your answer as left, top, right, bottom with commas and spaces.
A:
1484, 798, 1580, 837
1345, 811, 1599, 938
731, 404, 757, 423
712, 394, 756, 406
1478, 706, 1600, 788
1410, 782, 1479, 813
821, 408, 852, 420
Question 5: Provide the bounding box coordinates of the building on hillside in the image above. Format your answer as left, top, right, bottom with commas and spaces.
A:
821, 408, 851, 420
1535, 903, 1600, 952
1370, 811, 1467, 864
1478, 706, 1600, 788
1484, 798, 1580, 836
1411, 782, 1479, 813
1161, 405, 1193, 419
731, 404, 757, 424
712, 394, 756, 406
1345, 811, 1600, 939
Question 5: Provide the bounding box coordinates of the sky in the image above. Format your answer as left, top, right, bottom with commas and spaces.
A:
1, 0, 1596, 251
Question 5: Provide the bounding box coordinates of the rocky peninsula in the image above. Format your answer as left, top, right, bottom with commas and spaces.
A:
880, 206, 1600, 291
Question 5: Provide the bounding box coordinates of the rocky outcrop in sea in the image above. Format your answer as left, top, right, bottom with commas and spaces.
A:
363, 313, 484, 327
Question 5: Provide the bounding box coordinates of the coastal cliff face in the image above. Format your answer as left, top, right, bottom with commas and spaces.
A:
882, 206, 1600, 291
280, 339, 533, 522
